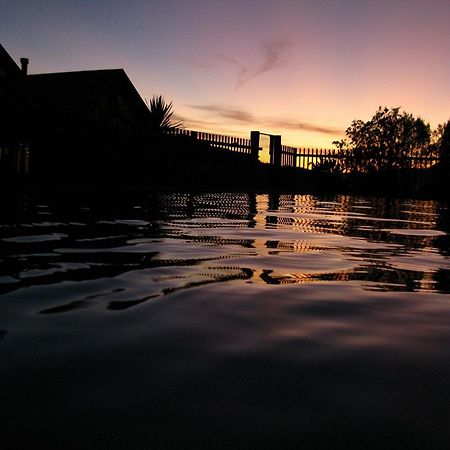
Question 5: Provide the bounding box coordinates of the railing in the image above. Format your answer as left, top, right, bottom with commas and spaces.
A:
169, 128, 440, 172
170, 128, 255, 156
296, 148, 439, 171
281, 145, 297, 167
197, 131, 253, 154
297, 148, 337, 169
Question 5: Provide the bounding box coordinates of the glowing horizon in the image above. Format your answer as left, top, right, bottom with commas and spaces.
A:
2, 0, 449, 149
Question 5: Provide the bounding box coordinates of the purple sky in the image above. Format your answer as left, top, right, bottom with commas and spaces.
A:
2, 0, 450, 148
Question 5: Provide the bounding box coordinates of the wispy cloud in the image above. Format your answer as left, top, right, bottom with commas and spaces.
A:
178, 38, 291, 88
188, 104, 343, 136
213, 54, 249, 88
189, 104, 254, 122
172, 112, 223, 129
215, 38, 291, 88
262, 117, 343, 135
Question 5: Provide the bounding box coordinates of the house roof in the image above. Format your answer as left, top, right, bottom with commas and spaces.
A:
0, 68, 150, 131
0, 43, 22, 78
0, 43, 151, 139
26, 69, 148, 116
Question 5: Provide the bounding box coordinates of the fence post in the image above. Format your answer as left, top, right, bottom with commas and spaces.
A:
270, 135, 282, 168
250, 131, 260, 162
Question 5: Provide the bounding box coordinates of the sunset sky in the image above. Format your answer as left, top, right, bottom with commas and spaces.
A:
2, 0, 450, 148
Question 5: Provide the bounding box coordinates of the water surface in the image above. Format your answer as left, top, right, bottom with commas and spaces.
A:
1, 192, 449, 448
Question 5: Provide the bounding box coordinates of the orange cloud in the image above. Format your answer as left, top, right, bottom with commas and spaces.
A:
187, 104, 343, 135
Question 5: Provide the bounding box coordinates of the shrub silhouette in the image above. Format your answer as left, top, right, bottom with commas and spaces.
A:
331, 107, 431, 173
147, 95, 183, 134
437, 121, 450, 169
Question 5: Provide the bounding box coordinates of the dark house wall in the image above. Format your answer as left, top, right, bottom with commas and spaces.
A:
0, 44, 27, 176
0, 44, 151, 184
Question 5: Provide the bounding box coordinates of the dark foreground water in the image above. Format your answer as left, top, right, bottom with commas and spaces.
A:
1, 191, 450, 449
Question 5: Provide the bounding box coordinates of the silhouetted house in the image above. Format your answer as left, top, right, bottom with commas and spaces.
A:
0, 43, 150, 182
0, 43, 23, 78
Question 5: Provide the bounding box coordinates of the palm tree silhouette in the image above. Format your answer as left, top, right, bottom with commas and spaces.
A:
147, 95, 182, 133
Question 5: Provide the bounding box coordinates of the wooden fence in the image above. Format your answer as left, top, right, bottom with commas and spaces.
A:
281, 145, 297, 167
169, 128, 257, 157
296, 148, 337, 169
294, 148, 439, 171
170, 128, 440, 172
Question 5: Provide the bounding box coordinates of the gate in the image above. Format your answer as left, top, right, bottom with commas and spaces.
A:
251, 132, 295, 168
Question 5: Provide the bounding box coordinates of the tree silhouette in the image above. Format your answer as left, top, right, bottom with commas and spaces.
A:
437, 121, 450, 169
331, 107, 431, 173
147, 95, 182, 134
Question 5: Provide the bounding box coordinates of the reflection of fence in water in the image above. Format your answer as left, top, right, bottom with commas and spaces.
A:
260, 270, 353, 285
262, 194, 442, 246
156, 192, 258, 221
